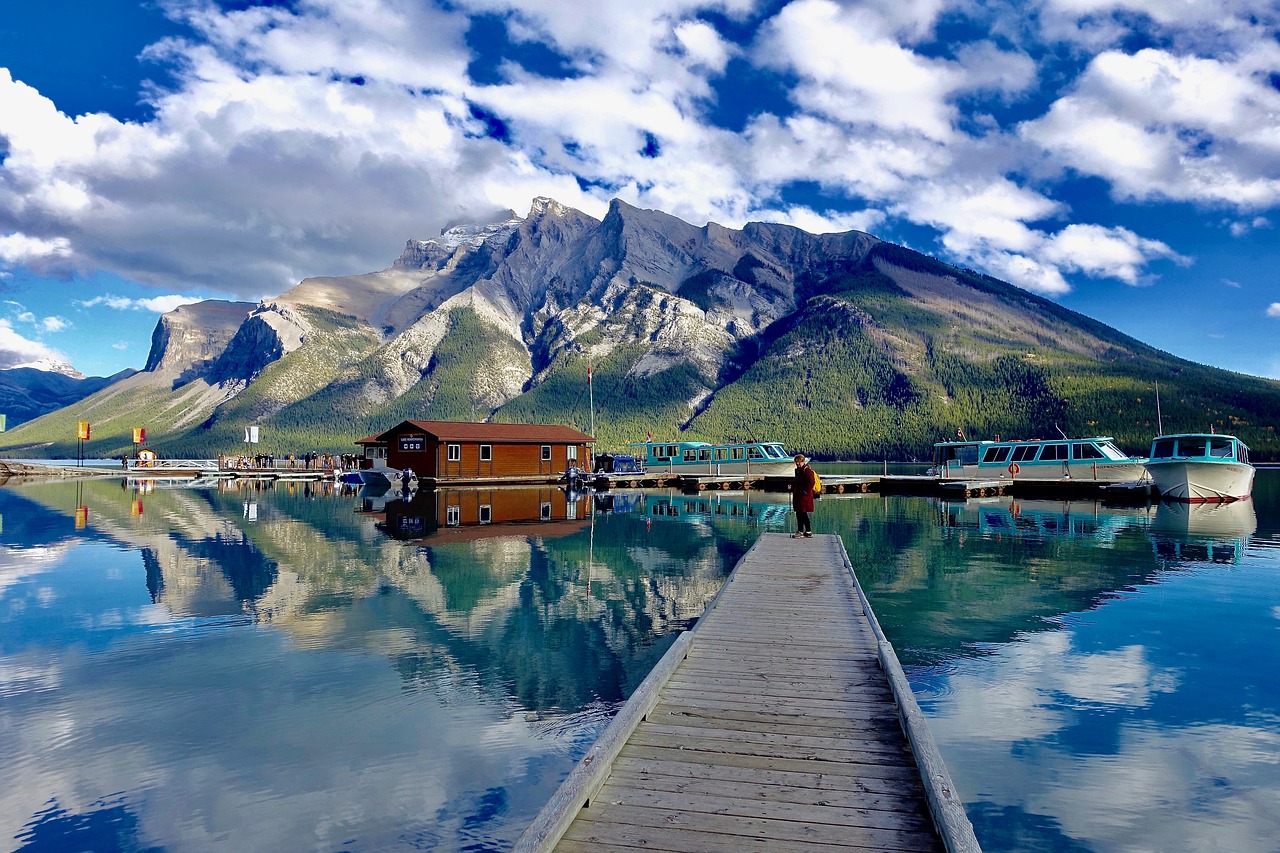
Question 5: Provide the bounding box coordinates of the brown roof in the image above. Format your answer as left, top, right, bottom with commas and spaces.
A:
377, 420, 595, 444
355, 434, 384, 445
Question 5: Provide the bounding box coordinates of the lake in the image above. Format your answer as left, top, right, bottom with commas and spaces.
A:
1, 472, 1277, 852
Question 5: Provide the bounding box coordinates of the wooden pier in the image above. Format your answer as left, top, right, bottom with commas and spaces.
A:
516, 533, 979, 853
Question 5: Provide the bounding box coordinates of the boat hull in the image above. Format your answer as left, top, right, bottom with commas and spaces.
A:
938, 460, 1148, 482
1147, 460, 1255, 502
641, 459, 796, 478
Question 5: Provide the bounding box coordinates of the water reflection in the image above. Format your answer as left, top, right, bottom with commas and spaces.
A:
0, 479, 761, 851
1150, 499, 1257, 564
2, 475, 1278, 852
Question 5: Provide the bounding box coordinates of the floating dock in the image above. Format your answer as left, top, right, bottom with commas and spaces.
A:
516, 533, 979, 853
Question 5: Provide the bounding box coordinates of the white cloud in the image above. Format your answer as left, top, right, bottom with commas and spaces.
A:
79, 294, 202, 313
1040, 224, 1188, 285
40, 316, 69, 332
1266, 303, 1280, 318
1021, 48, 1280, 208
0, 319, 66, 369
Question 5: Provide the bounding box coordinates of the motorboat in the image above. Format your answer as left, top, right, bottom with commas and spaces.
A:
929, 436, 1148, 482
631, 440, 796, 477
1145, 433, 1254, 502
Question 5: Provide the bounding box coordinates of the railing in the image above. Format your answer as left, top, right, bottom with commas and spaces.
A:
125, 459, 219, 471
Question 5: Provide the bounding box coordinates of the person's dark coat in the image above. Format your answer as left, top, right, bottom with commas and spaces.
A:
792, 465, 816, 513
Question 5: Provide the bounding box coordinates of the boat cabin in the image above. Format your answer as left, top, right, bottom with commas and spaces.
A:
636, 441, 790, 466
933, 437, 1136, 468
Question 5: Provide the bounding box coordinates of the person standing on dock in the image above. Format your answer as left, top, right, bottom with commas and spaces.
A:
791, 454, 816, 538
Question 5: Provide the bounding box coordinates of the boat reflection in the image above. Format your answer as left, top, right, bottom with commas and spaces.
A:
934, 497, 1154, 544
594, 489, 792, 528
1150, 499, 1256, 564
376, 485, 592, 542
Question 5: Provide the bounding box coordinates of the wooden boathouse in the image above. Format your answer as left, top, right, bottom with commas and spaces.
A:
374, 420, 594, 484
516, 533, 980, 852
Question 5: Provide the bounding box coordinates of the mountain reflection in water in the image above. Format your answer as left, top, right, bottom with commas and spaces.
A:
1, 475, 1278, 852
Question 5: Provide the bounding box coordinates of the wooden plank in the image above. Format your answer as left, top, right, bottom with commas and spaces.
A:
587, 787, 935, 832
608, 754, 929, 800
562, 804, 943, 852
615, 743, 924, 781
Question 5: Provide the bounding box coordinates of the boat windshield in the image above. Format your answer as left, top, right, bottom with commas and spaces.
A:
1152, 439, 1176, 459
1177, 437, 1208, 457
1209, 438, 1236, 459
1095, 440, 1131, 461
764, 444, 786, 459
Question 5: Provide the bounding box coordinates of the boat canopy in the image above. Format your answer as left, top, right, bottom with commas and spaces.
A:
632, 440, 790, 463
1150, 434, 1249, 464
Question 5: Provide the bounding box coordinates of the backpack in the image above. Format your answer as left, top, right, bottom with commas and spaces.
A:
811, 469, 822, 498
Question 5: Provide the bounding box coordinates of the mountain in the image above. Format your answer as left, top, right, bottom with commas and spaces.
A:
3, 197, 1279, 461
0, 365, 138, 429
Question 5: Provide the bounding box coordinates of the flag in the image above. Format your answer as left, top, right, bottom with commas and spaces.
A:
132, 427, 146, 444
587, 363, 592, 385
77, 420, 90, 440
646, 430, 652, 442
957, 428, 965, 440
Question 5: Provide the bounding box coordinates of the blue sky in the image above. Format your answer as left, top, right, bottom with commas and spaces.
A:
0, 0, 1277, 378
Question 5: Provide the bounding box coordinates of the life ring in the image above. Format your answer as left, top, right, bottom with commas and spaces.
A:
1008, 462, 1020, 476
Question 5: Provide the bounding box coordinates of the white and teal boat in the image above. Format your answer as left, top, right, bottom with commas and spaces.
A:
1146, 433, 1254, 503
632, 440, 796, 477
929, 436, 1148, 482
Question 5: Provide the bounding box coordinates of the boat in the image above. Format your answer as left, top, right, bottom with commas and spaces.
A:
631, 440, 796, 477
1145, 433, 1254, 502
928, 436, 1148, 482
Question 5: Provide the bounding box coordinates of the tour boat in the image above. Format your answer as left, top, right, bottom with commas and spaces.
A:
1145, 433, 1254, 502
929, 436, 1148, 482
632, 440, 797, 477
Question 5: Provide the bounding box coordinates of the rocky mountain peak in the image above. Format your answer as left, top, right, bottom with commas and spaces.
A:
6, 357, 84, 379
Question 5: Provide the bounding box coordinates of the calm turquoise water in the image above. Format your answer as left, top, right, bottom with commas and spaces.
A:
1, 473, 1277, 852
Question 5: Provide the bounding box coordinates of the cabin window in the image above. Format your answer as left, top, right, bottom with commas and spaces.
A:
447, 443, 461, 461
446, 505, 460, 526
1152, 439, 1176, 459
1209, 439, 1234, 459
541, 502, 552, 520
982, 446, 1011, 464
732, 448, 745, 460
567, 445, 578, 461
541, 445, 552, 461
1011, 445, 1038, 462
1038, 443, 1068, 461
748, 447, 764, 459
684, 449, 698, 461
766, 445, 786, 458
479, 504, 492, 524
479, 444, 492, 462
699, 449, 711, 461
1177, 438, 1208, 457
1073, 443, 1105, 460
666, 445, 678, 457
715, 448, 728, 461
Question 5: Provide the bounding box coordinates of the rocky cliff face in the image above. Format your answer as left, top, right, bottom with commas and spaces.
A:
143, 300, 257, 384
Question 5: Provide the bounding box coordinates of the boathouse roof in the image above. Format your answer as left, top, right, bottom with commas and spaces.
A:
373, 420, 595, 444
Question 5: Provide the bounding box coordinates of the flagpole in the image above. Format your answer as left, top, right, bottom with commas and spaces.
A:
588, 360, 595, 438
